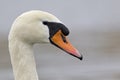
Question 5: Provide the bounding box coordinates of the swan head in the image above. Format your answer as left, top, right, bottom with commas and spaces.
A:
9, 10, 83, 60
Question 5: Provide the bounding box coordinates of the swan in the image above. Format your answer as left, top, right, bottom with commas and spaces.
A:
8, 10, 83, 80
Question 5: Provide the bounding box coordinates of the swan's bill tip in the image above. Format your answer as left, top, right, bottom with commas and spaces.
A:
79, 55, 83, 60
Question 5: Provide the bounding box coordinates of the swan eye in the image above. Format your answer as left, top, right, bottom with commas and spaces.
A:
61, 34, 67, 43
43, 21, 48, 25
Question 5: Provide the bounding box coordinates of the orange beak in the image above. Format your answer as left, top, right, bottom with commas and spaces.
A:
50, 30, 83, 60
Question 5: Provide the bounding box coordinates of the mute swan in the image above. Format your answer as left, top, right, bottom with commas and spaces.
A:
8, 10, 83, 80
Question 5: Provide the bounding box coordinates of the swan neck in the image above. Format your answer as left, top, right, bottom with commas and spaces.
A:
9, 39, 38, 80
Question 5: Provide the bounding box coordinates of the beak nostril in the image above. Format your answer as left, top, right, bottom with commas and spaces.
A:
61, 34, 67, 43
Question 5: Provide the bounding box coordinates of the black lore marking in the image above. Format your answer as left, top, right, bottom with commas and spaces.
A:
43, 21, 70, 38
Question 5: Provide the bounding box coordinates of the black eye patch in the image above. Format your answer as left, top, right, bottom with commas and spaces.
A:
43, 21, 70, 38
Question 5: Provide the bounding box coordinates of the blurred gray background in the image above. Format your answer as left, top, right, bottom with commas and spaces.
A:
0, 0, 120, 80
